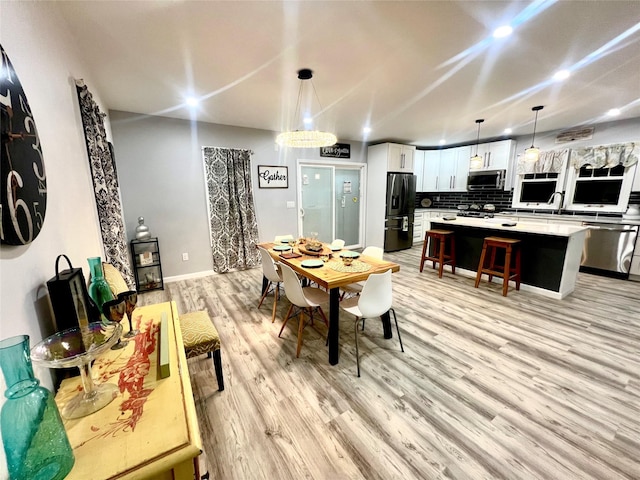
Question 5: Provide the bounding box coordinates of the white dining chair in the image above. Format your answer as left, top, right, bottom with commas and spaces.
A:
274, 234, 294, 243
339, 269, 404, 377
257, 246, 283, 323
278, 263, 329, 358
330, 239, 345, 250
340, 246, 384, 299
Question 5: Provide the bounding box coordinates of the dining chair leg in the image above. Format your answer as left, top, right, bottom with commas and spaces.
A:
271, 284, 279, 323
296, 312, 305, 358
390, 308, 404, 352
278, 304, 294, 337
354, 317, 363, 377
258, 280, 272, 308
317, 307, 329, 328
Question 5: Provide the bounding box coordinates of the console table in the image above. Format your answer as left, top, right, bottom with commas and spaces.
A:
54, 301, 202, 479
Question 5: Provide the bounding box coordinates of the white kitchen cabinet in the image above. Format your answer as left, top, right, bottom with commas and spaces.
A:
469, 140, 515, 171
425, 146, 470, 192
413, 212, 424, 244
385, 143, 415, 172
414, 150, 425, 192
423, 150, 440, 191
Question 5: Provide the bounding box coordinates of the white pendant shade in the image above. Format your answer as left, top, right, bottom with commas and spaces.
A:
470, 154, 484, 170
524, 146, 540, 163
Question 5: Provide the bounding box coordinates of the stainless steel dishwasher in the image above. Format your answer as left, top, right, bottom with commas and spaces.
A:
580, 222, 639, 277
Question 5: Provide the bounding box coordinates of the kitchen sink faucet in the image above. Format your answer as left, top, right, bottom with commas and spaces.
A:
547, 191, 565, 214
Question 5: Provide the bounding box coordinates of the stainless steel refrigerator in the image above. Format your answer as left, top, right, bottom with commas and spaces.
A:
384, 173, 416, 252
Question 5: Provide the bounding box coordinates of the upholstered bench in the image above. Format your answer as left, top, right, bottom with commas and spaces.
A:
179, 311, 224, 391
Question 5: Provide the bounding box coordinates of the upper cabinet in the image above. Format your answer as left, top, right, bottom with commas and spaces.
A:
420, 147, 470, 192
469, 140, 515, 171
414, 150, 425, 191
385, 143, 415, 172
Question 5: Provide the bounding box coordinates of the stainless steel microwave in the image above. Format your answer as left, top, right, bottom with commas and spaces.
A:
467, 169, 506, 191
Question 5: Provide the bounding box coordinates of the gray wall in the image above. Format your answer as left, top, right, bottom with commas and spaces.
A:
109, 111, 366, 278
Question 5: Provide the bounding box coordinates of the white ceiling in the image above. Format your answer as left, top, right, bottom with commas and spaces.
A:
54, 1, 640, 147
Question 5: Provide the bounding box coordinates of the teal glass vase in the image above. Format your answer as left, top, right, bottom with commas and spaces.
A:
87, 256, 114, 315
0, 335, 75, 480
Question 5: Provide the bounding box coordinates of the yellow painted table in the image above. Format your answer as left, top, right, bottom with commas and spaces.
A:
55, 301, 202, 480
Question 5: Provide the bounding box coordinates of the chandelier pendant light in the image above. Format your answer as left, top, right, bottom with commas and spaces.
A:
276, 68, 337, 149
524, 105, 544, 163
469, 119, 485, 170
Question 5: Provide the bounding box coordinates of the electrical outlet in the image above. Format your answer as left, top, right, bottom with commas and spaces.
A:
182, 252, 189, 261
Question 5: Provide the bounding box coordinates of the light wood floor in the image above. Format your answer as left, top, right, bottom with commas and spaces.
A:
140, 245, 640, 480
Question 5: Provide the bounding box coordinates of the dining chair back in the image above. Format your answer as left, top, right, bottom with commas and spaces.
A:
330, 239, 345, 250
274, 234, 294, 243
361, 246, 383, 259
339, 269, 404, 376
339, 246, 384, 299
257, 246, 283, 323
278, 263, 329, 357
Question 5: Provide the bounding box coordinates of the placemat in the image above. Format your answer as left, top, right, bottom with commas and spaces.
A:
327, 260, 372, 273
279, 252, 302, 259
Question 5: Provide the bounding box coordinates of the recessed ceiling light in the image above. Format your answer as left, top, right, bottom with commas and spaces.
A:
493, 25, 513, 38
185, 96, 199, 107
607, 108, 621, 117
362, 126, 372, 134
439, 139, 446, 145
504, 128, 512, 135
553, 69, 570, 81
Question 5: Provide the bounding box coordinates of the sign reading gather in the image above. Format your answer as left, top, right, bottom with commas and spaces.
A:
257, 165, 288, 188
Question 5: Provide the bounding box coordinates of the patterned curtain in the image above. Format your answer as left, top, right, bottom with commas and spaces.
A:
516, 149, 569, 175
570, 142, 639, 170
75, 80, 134, 287
202, 147, 260, 273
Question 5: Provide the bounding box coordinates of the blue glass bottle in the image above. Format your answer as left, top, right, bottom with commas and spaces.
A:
0, 335, 75, 479
87, 257, 114, 316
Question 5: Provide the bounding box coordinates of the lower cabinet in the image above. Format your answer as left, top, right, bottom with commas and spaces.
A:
413, 212, 424, 244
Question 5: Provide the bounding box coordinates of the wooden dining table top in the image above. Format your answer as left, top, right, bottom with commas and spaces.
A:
258, 242, 400, 290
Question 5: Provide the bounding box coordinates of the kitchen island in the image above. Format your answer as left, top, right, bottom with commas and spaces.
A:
429, 216, 587, 299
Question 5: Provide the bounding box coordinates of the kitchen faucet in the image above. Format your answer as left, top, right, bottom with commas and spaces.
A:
547, 191, 565, 214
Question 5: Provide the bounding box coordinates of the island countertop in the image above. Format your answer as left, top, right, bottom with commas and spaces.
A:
429, 218, 588, 299
433, 216, 588, 237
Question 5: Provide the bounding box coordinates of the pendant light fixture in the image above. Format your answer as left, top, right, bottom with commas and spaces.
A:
469, 119, 485, 170
524, 105, 544, 163
276, 69, 337, 149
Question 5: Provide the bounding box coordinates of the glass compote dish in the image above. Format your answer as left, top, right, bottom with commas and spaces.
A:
31, 321, 122, 419
118, 290, 139, 338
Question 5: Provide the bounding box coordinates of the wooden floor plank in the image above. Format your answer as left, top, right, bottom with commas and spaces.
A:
139, 245, 640, 479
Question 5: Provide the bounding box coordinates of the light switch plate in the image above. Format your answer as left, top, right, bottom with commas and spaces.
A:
286, 201, 295, 208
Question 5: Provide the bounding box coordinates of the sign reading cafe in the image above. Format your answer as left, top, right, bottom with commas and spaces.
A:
257, 165, 288, 188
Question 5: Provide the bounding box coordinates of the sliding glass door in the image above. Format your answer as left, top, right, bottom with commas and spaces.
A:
298, 162, 364, 248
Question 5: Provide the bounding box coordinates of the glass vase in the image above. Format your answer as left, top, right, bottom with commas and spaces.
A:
0, 335, 74, 480
87, 256, 114, 315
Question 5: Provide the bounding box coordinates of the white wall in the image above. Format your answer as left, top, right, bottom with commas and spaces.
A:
109, 110, 367, 278
0, 5, 108, 470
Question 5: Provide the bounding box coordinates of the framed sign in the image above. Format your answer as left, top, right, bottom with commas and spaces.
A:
320, 143, 350, 158
258, 165, 288, 188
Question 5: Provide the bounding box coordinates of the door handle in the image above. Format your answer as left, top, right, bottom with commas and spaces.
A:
300, 207, 305, 218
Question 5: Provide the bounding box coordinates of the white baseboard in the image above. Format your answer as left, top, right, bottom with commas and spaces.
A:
164, 270, 218, 283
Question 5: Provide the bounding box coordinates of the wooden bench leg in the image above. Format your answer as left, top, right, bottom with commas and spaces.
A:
208, 350, 224, 391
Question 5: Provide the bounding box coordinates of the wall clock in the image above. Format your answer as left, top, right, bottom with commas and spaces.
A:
0, 44, 47, 245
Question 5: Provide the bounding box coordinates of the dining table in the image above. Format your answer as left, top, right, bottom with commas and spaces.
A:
258, 241, 400, 365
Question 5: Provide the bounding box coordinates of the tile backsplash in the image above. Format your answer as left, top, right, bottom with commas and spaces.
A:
416, 191, 513, 211
416, 190, 640, 216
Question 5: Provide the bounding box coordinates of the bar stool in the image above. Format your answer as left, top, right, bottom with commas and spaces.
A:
474, 236, 521, 296
420, 229, 456, 278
